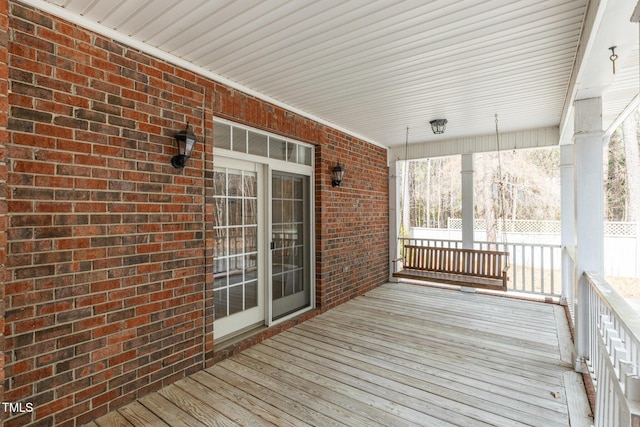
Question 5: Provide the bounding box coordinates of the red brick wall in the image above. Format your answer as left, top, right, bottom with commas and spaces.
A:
5, 3, 208, 425
314, 136, 389, 309
3, 2, 389, 426
0, 0, 9, 420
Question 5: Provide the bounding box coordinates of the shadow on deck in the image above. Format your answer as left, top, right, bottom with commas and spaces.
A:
88, 282, 593, 426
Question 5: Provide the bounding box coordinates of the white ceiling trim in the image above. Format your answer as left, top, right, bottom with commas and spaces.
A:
559, 0, 607, 143
606, 93, 639, 138
632, 0, 640, 21
17, 0, 389, 150
388, 126, 560, 162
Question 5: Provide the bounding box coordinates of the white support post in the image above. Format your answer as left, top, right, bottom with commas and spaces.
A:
389, 160, 400, 282
573, 97, 605, 372
461, 154, 474, 249
561, 144, 575, 305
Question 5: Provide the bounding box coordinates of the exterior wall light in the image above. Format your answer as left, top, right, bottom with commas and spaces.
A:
332, 162, 345, 187
171, 122, 196, 168
430, 119, 448, 134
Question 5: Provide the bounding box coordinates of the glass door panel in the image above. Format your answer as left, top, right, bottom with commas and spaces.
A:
271, 172, 310, 320
213, 160, 263, 338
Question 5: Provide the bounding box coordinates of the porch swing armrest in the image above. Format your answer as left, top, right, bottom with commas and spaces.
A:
392, 257, 404, 272
502, 255, 511, 275
501, 261, 511, 283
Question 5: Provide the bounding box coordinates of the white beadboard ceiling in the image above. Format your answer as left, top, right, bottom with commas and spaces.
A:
21, 0, 640, 149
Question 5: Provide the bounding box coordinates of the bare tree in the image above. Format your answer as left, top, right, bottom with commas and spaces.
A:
623, 113, 640, 222
400, 147, 562, 234
606, 128, 626, 221
476, 154, 498, 242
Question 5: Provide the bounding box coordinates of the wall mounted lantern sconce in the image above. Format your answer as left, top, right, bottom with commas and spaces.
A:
429, 119, 448, 134
332, 162, 345, 187
171, 122, 196, 169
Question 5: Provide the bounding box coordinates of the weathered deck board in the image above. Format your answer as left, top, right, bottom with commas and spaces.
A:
174, 377, 275, 426
116, 401, 169, 427
190, 371, 309, 427
237, 348, 422, 427
292, 321, 563, 408
91, 282, 592, 427
563, 371, 594, 427
555, 304, 575, 365
138, 393, 206, 427
93, 411, 133, 427
208, 364, 344, 427
281, 325, 568, 423
157, 384, 238, 427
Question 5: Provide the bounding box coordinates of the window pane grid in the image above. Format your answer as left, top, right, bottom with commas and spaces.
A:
272, 175, 305, 299
214, 119, 313, 167
213, 167, 258, 320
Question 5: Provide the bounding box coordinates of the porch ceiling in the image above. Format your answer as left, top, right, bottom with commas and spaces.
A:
26, 0, 639, 149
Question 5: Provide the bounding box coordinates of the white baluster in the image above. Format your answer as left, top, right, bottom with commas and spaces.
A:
625, 375, 640, 401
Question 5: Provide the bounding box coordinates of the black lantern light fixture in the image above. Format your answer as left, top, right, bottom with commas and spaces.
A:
332, 162, 345, 187
171, 122, 196, 169
429, 119, 448, 134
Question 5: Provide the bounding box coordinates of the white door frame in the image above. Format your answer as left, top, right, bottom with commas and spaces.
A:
212, 119, 315, 338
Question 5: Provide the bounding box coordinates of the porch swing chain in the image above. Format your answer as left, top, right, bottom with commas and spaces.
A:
399, 127, 410, 240
495, 114, 510, 264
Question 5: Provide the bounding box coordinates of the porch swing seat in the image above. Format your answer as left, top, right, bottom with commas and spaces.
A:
393, 245, 510, 292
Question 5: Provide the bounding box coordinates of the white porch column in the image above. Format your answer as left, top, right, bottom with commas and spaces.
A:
560, 144, 575, 304
573, 97, 605, 372
389, 160, 400, 282
461, 154, 474, 249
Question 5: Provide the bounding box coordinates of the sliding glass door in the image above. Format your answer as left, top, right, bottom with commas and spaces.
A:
213, 119, 314, 340
271, 172, 311, 320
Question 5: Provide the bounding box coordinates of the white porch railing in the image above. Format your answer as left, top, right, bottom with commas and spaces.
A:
416, 220, 640, 277
396, 237, 561, 296
583, 273, 640, 427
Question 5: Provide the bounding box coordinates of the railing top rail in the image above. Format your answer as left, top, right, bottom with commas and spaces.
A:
586, 272, 640, 346
564, 245, 576, 261
398, 237, 461, 244
474, 240, 561, 249
399, 237, 562, 249
417, 220, 637, 236
403, 244, 509, 256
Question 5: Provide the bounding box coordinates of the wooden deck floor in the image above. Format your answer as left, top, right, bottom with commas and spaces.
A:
88, 282, 592, 427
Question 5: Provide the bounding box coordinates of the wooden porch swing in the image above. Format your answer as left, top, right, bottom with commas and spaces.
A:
393, 117, 510, 292
392, 244, 510, 292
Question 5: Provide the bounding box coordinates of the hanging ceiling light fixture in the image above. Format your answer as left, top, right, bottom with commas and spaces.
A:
430, 119, 448, 134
